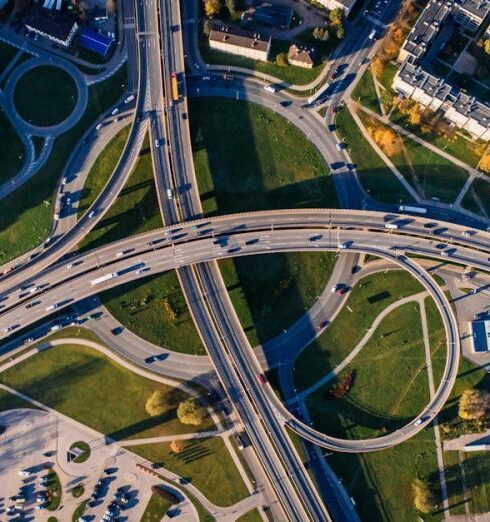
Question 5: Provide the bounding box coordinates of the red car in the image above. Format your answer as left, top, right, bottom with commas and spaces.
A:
337, 287, 348, 296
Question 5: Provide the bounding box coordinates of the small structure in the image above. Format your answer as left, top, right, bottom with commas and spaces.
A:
248, 2, 293, 30
287, 43, 316, 69
79, 28, 114, 57
470, 319, 490, 353
25, 7, 78, 47
209, 24, 271, 62
313, 0, 358, 17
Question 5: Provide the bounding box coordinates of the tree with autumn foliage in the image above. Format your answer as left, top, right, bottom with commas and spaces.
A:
412, 478, 437, 514
170, 440, 185, 454
204, 0, 222, 18
458, 389, 490, 420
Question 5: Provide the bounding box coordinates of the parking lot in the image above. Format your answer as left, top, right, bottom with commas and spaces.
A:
0, 403, 197, 521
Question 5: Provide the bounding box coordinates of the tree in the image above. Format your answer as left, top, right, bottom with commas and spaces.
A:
106, 0, 116, 14
170, 440, 185, 454
458, 389, 490, 420
370, 57, 385, 79
225, 0, 236, 16
336, 24, 345, 40
313, 27, 328, 41
485, 39, 490, 55
177, 398, 206, 425
479, 152, 490, 173
328, 7, 344, 24
276, 51, 288, 67
145, 390, 168, 417
370, 126, 402, 156
203, 19, 213, 36
412, 478, 437, 514
204, 0, 222, 18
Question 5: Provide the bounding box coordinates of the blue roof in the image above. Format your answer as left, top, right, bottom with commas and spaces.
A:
80, 29, 113, 57
472, 320, 490, 353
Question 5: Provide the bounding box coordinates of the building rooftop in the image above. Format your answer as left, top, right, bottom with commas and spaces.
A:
25, 6, 77, 42
209, 24, 270, 53
79, 28, 113, 57
471, 319, 490, 352
288, 43, 316, 66
459, 0, 490, 19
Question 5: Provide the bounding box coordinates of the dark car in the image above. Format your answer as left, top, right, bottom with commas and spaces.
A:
111, 326, 124, 335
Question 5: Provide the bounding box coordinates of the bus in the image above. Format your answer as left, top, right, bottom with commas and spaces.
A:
399, 205, 427, 215
171, 72, 179, 101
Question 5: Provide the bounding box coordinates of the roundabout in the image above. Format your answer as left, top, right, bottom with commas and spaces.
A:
4, 57, 88, 138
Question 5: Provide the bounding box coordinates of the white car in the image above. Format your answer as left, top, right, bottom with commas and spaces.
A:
116, 251, 124, 258
339, 242, 348, 249
414, 419, 422, 427
111, 108, 119, 116
88, 210, 95, 218
95, 123, 102, 130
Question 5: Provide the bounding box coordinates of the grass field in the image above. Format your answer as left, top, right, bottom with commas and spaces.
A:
351, 68, 381, 114
14, 66, 78, 126
306, 302, 429, 439
0, 387, 40, 412
0, 66, 127, 265
295, 270, 424, 390
141, 494, 172, 521
219, 252, 337, 346
77, 125, 130, 217
334, 106, 412, 204
100, 271, 205, 355
0, 344, 215, 440
461, 177, 490, 217
190, 98, 338, 215
236, 508, 262, 522
329, 428, 442, 522
79, 134, 162, 251
377, 63, 398, 91
358, 112, 469, 203
390, 109, 484, 168
0, 109, 25, 184
131, 437, 249, 507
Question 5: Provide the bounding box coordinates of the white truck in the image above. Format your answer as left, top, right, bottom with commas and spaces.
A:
90, 273, 118, 286
385, 223, 399, 230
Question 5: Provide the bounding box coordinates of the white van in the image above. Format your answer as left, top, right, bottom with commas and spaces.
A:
263, 85, 276, 93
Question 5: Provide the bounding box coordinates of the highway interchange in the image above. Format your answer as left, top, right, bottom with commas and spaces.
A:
1, 0, 490, 520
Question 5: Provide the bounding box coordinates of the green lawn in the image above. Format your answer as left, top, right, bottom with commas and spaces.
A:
131, 437, 249, 507
14, 66, 78, 126
141, 494, 172, 521
0, 109, 25, 184
0, 387, 40, 412
461, 178, 490, 217
352, 68, 381, 114
377, 63, 398, 91
78, 125, 131, 217
79, 135, 162, 251
0, 66, 127, 265
306, 302, 429, 439
334, 106, 413, 204
236, 508, 262, 522
190, 97, 338, 215
329, 428, 442, 522
100, 271, 205, 355
0, 344, 215, 440
358, 112, 469, 203
443, 450, 490, 515
219, 252, 337, 346
390, 109, 484, 168
294, 270, 424, 390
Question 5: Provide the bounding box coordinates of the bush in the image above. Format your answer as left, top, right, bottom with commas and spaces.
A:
145, 390, 168, 417
276, 52, 289, 67
325, 371, 354, 399
177, 398, 206, 425
412, 478, 437, 514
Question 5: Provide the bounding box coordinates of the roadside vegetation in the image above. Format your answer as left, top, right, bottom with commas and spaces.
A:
219, 252, 337, 346
294, 270, 424, 390
131, 437, 249, 507
358, 111, 469, 203
14, 66, 78, 126
306, 302, 429, 439
100, 272, 205, 355
351, 68, 381, 114
0, 66, 127, 265
79, 134, 162, 251
141, 493, 172, 521
0, 110, 25, 185
0, 344, 215, 440
334, 105, 412, 203
77, 125, 131, 217
461, 178, 490, 217
190, 97, 337, 214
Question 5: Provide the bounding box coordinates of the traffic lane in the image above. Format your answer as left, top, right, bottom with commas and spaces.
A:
1, 228, 486, 338
1, 209, 490, 309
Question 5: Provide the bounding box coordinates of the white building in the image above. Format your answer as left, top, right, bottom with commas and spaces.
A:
314, 0, 358, 17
